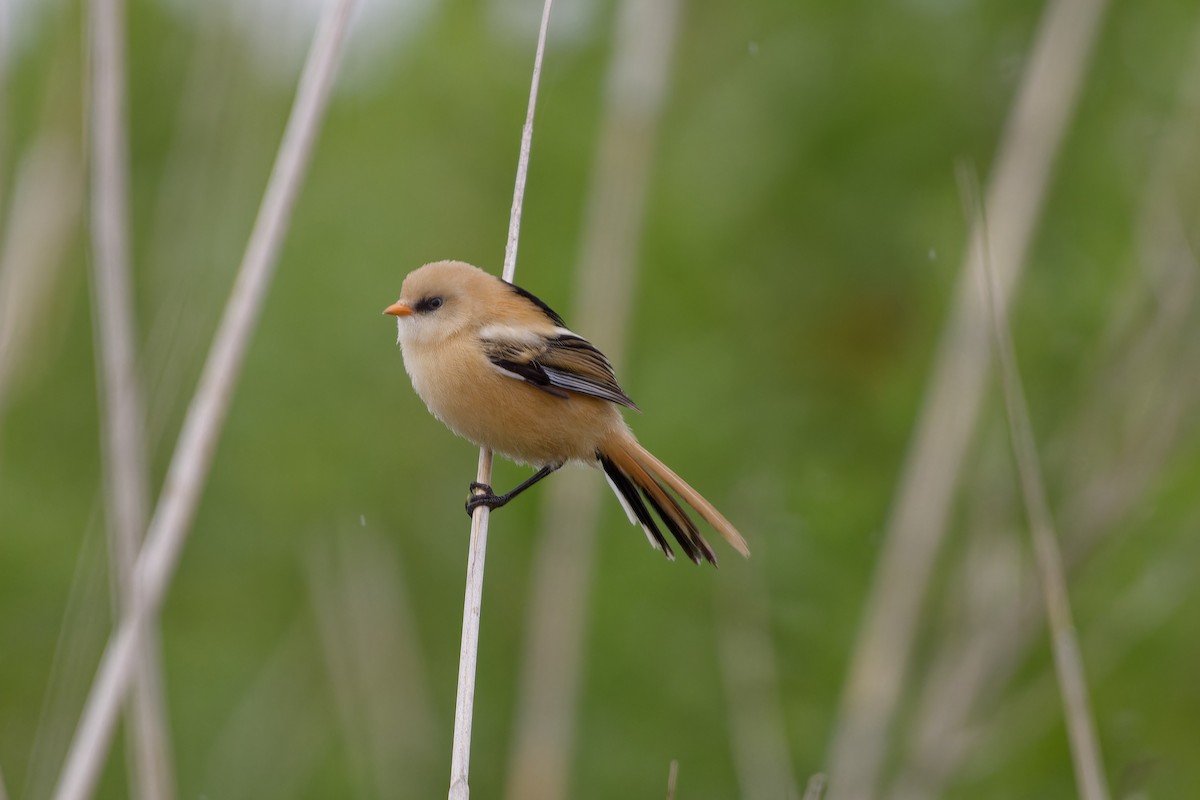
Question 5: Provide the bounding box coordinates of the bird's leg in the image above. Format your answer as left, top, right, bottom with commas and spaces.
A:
465, 463, 562, 516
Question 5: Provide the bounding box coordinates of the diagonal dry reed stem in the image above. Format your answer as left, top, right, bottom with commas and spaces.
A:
85, 0, 176, 796
449, 3, 554, 798
52, 2, 357, 797
891, 299, 1200, 800
979, 513, 1200, 773
967, 164, 1110, 800
824, 1, 1109, 796
889, 25, 1200, 792
501, 2, 680, 798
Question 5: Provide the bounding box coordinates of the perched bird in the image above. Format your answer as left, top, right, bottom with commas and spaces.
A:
384, 260, 748, 565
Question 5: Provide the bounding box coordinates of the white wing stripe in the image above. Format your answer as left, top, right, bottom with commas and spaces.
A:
489, 363, 529, 383
602, 472, 671, 557
479, 324, 542, 345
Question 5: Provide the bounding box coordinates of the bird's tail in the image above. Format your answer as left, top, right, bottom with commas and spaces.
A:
597, 431, 750, 565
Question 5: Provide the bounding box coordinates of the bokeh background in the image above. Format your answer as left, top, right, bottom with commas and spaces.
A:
2, 0, 1200, 798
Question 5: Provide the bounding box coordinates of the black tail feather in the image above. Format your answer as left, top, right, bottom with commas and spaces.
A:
600, 454, 715, 565
638, 479, 714, 565
600, 455, 675, 559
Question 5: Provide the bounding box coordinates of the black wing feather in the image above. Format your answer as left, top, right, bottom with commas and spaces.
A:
481, 330, 639, 409
490, 357, 570, 398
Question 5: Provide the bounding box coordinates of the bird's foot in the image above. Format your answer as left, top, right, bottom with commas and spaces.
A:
465, 482, 507, 516
463, 465, 561, 516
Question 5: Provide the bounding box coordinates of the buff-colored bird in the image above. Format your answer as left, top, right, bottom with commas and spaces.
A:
385, 260, 748, 565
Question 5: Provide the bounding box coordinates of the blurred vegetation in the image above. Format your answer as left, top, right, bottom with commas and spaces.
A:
2, 0, 1200, 798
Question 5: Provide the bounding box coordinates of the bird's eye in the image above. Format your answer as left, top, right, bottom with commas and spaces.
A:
417, 296, 444, 313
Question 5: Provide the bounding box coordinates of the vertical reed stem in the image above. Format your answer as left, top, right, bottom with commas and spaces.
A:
86, 0, 176, 794
448, 4, 555, 797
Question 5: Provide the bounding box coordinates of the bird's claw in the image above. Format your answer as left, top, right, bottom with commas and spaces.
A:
465, 482, 503, 516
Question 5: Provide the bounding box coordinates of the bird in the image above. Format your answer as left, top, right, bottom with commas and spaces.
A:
384, 260, 749, 565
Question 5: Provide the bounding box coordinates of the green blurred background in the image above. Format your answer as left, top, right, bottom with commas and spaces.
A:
2, 0, 1200, 797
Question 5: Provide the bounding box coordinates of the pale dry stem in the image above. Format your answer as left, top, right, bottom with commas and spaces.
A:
52, 2, 358, 797
86, 0, 176, 794
825, 0, 1110, 796
967, 164, 1111, 800
449, 3, 555, 798
889, 23, 1200, 793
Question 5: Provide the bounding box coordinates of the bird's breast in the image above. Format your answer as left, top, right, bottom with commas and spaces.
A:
400, 335, 623, 466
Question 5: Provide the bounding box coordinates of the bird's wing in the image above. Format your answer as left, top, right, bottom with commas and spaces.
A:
480, 326, 639, 410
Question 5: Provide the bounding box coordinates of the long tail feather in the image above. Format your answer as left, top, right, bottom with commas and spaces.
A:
627, 459, 712, 565
600, 456, 675, 560
623, 436, 750, 558
598, 432, 749, 564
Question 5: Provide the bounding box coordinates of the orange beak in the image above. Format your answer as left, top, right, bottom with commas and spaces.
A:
383, 300, 413, 317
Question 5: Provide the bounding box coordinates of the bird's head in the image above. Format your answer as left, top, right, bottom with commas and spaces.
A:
384, 260, 494, 346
